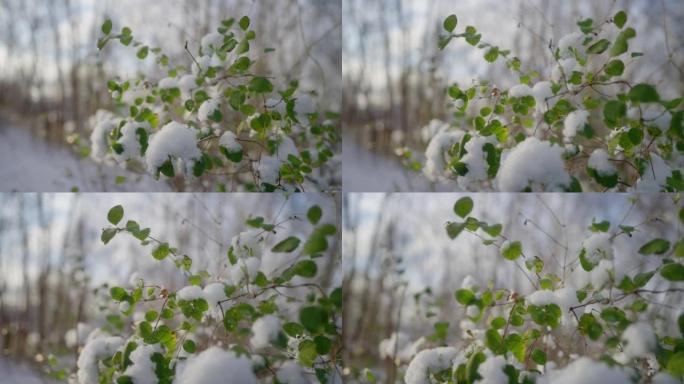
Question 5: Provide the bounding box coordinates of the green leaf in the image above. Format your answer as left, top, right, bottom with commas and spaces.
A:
603, 100, 626, 127
271, 236, 301, 252
102, 19, 112, 35
152, 243, 171, 260
446, 222, 466, 239
604, 60, 624, 77
587, 39, 611, 54
110, 287, 127, 301
638, 239, 670, 255
108, 205, 124, 225
531, 349, 547, 365
283, 322, 305, 337
455, 289, 474, 305
249, 77, 273, 93
667, 351, 684, 376
443, 14, 457, 33
502, 241, 522, 260
137, 46, 148, 60
101, 228, 117, 244
239, 16, 250, 31
589, 220, 610, 232
182, 340, 196, 353
661, 263, 684, 281
292, 260, 317, 278
578, 313, 603, 340
678, 313, 684, 337
610, 27, 636, 57
482, 224, 502, 237
628, 83, 659, 103
298, 339, 317, 367
484, 47, 499, 63
454, 197, 474, 218
299, 306, 326, 333
484, 329, 505, 355
613, 11, 627, 29
307, 206, 322, 225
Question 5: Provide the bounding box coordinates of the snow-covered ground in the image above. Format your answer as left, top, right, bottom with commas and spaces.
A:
343, 135, 450, 192
0, 358, 59, 384
0, 121, 170, 192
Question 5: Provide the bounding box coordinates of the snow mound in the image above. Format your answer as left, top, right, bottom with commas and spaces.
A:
496, 137, 571, 191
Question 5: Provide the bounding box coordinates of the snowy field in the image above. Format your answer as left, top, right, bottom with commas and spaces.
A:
343, 135, 448, 192
0, 358, 58, 384
0, 121, 170, 192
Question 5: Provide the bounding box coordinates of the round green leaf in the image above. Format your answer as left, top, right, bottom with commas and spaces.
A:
443, 14, 457, 32
628, 83, 660, 103
182, 340, 196, 353
502, 241, 522, 260
454, 197, 474, 218
110, 287, 127, 301
299, 306, 327, 333
661, 263, 684, 281
531, 348, 547, 365
101, 228, 117, 244
605, 60, 624, 77
108, 205, 124, 225
455, 289, 474, 305
307, 205, 322, 225
638, 238, 670, 255
292, 260, 318, 278
101, 19, 112, 35
613, 11, 627, 29
271, 236, 301, 253
587, 39, 611, 54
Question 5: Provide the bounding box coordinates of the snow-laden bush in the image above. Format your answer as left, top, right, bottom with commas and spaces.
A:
73, 16, 339, 192
58, 203, 341, 383
400, 10, 682, 192
365, 196, 684, 384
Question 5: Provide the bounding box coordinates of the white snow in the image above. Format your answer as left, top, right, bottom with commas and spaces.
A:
176, 285, 204, 301
421, 119, 449, 144
532, 81, 554, 111
89, 109, 119, 161
552, 58, 581, 83
178, 74, 198, 97
476, 355, 508, 384
145, 121, 201, 174
65, 323, 93, 348
276, 361, 311, 384
423, 129, 464, 182
496, 137, 571, 191
203, 282, 227, 305
275, 135, 300, 161
563, 110, 589, 140
123, 343, 160, 384
158, 77, 178, 90
404, 347, 459, 384
526, 290, 559, 306
558, 32, 584, 56
509, 84, 533, 98
250, 315, 282, 350
587, 149, 616, 176
635, 154, 672, 192
114, 120, 150, 162
201, 32, 224, 54
621, 322, 657, 359
76, 335, 123, 384
458, 135, 496, 189
652, 373, 680, 384
198, 99, 221, 123
175, 346, 257, 384
219, 131, 243, 154
257, 155, 281, 185
230, 257, 261, 282
582, 233, 614, 264
538, 357, 631, 384
378, 332, 425, 362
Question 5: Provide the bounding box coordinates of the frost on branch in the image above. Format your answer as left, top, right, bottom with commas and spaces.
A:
79, 16, 340, 192
401, 9, 683, 192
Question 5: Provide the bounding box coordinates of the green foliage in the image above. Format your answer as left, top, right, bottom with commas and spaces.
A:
501, 241, 522, 260
443, 14, 457, 33
454, 197, 474, 218
271, 236, 301, 252
638, 239, 670, 255
108, 205, 124, 225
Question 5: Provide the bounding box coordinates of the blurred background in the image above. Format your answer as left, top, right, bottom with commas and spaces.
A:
342, 193, 683, 382
0, 193, 340, 382
0, 0, 341, 191
342, 0, 684, 191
